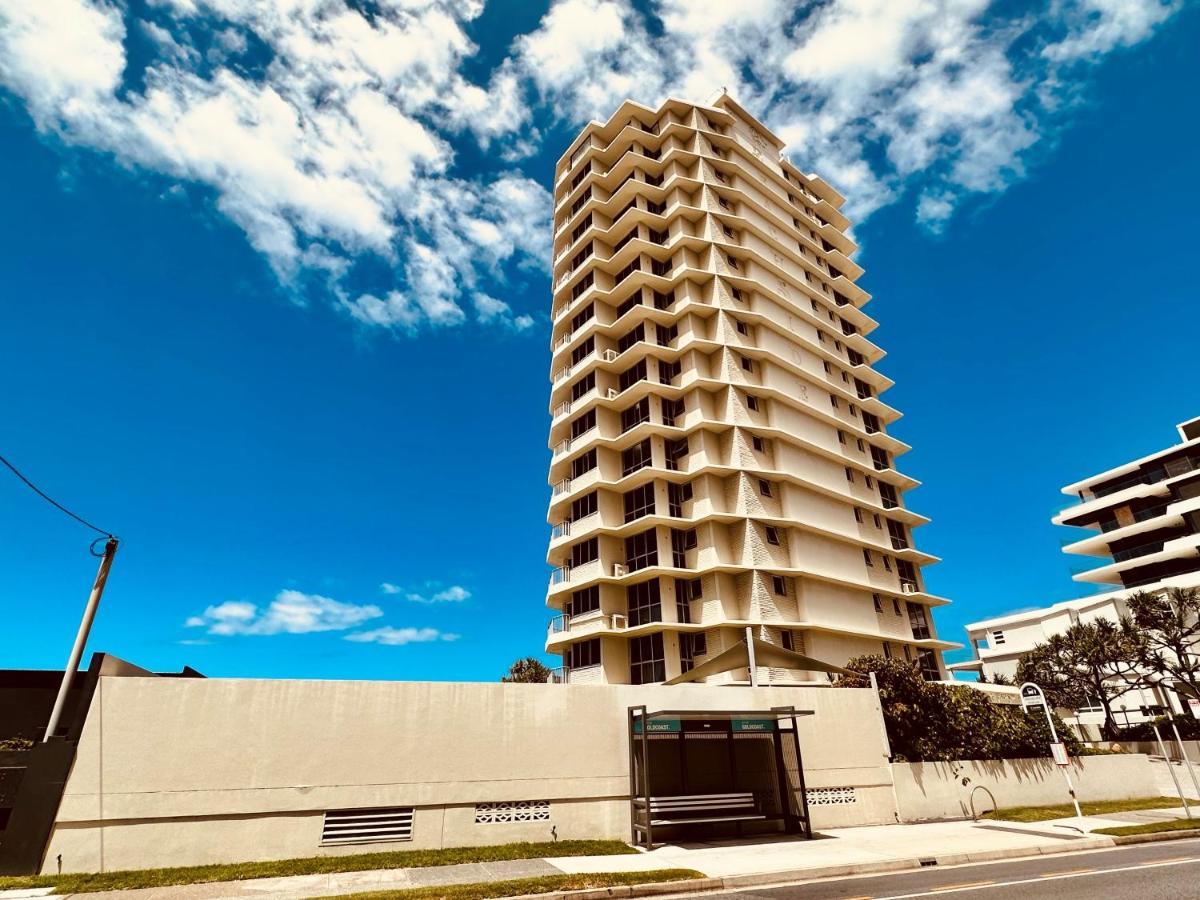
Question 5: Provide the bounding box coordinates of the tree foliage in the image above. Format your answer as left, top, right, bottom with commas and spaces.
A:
1014, 619, 1143, 738
836, 655, 1078, 762
1123, 588, 1200, 703
501, 657, 552, 683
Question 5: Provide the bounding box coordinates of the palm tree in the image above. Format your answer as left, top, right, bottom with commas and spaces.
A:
501, 657, 552, 683
1123, 588, 1200, 705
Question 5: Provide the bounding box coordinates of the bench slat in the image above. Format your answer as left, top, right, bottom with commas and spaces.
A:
649, 814, 768, 826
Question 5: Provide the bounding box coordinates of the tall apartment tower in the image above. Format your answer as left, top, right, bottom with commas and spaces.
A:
1055, 416, 1200, 592
543, 95, 954, 686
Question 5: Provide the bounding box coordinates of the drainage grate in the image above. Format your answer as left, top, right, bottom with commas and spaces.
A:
320, 807, 414, 846
919, 858, 938, 867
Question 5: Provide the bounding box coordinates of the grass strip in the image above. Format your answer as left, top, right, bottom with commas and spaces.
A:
316, 869, 706, 900
1095, 818, 1200, 837
982, 796, 1183, 823
0, 840, 637, 895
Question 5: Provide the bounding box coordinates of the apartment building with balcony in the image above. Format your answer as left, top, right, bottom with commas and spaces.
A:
542, 94, 955, 687
950, 416, 1200, 720
1055, 416, 1200, 592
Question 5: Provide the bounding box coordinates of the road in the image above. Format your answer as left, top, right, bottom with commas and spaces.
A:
717, 837, 1200, 898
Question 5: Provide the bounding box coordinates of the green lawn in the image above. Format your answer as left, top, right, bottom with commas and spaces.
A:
1095, 819, 1200, 837
982, 796, 1183, 823
317, 870, 706, 900
0, 840, 637, 895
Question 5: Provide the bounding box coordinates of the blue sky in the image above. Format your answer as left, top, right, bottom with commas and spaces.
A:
0, 0, 1196, 680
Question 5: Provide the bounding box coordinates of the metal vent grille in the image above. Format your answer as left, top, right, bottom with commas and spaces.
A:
320, 807, 414, 846
474, 800, 551, 824
806, 787, 857, 806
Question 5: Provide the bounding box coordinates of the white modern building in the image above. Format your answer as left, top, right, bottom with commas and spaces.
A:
950, 416, 1200, 723
543, 94, 956, 685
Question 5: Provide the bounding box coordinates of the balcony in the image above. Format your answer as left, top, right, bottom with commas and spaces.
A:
1099, 503, 1170, 532
1112, 538, 1168, 563
1086, 455, 1200, 501
546, 611, 628, 640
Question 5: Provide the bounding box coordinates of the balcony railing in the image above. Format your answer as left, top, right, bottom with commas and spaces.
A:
552, 478, 572, 496
547, 612, 627, 638
1087, 455, 1200, 500
551, 520, 571, 539
1112, 539, 1168, 563
549, 565, 571, 587
548, 666, 566, 684
1098, 503, 1171, 532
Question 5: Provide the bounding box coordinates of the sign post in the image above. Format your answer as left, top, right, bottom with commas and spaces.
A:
1019, 682, 1082, 819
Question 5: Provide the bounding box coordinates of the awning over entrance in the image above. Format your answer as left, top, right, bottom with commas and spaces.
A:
663, 634, 852, 685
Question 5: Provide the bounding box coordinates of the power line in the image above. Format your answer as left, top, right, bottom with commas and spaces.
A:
0, 452, 114, 538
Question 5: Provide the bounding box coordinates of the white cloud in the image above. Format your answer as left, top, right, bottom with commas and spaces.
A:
483, 0, 1181, 227
0, 0, 1184, 331
379, 582, 402, 595
345, 626, 460, 645
186, 589, 382, 636
0, 0, 546, 334
400, 584, 471, 604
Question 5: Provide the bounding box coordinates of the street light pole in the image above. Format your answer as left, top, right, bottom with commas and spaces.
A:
43, 537, 119, 742
1019, 681, 1082, 819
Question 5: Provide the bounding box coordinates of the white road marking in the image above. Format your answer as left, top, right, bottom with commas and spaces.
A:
871, 855, 1200, 899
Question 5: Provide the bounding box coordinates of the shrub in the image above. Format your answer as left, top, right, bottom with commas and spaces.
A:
835, 655, 1079, 762
1114, 715, 1200, 743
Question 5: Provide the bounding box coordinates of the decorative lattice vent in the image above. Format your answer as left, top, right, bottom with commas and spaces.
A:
475, 800, 551, 824
806, 787, 857, 806
321, 807, 414, 845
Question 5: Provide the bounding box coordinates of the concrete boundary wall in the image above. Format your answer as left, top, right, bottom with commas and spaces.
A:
892, 754, 1160, 822
44, 677, 897, 873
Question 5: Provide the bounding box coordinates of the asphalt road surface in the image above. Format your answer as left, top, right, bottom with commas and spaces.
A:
717, 837, 1200, 898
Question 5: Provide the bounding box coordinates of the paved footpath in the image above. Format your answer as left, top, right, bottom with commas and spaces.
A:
3, 810, 1194, 900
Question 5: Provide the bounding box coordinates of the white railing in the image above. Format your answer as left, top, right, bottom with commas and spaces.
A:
549, 565, 571, 587
551, 520, 571, 539
552, 478, 572, 496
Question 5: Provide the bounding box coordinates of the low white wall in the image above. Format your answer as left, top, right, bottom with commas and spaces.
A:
44, 677, 897, 873
892, 754, 1160, 822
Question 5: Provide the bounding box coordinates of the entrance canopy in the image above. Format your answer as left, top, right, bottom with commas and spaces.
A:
663, 635, 852, 685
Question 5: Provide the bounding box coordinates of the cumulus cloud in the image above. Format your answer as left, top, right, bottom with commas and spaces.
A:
487, 0, 1182, 225
185, 589, 383, 636
0, 0, 1183, 331
345, 626, 460, 645
0, 0, 549, 335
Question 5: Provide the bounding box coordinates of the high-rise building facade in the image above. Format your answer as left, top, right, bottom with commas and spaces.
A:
1055, 416, 1200, 593
543, 94, 954, 686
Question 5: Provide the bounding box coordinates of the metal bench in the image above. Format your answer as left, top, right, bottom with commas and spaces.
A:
635, 792, 763, 827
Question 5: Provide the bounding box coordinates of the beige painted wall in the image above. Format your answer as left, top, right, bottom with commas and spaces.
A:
44, 677, 896, 873
892, 754, 1160, 823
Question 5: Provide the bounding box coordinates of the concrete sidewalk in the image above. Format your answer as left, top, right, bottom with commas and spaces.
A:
4, 811, 1197, 900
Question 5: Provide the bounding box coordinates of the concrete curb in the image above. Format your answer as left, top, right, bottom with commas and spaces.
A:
520, 835, 1130, 900
1110, 827, 1200, 845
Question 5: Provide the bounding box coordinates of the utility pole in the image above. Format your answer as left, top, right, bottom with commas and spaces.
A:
43, 537, 119, 742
